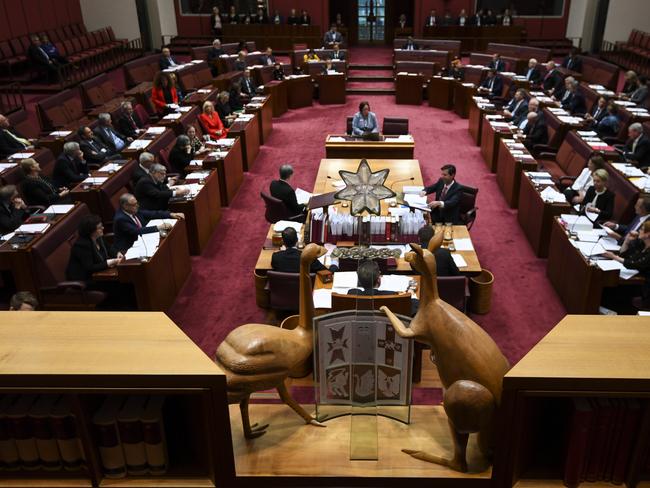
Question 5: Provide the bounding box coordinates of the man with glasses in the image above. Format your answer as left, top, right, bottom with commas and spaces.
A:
135, 163, 189, 211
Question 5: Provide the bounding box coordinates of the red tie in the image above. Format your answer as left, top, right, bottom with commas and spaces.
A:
440, 185, 448, 200
134, 215, 142, 228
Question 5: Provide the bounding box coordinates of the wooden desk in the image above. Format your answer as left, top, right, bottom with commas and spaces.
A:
604, 161, 643, 224
183, 88, 219, 106
37, 130, 76, 158
480, 119, 514, 172
452, 81, 476, 119
96, 220, 191, 311
263, 80, 288, 117
158, 106, 201, 136
245, 95, 273, 144
286, 76, 313, 109
395, 74, 425, 105
198, 137, 244, 207
422, 25, 525, 53
227, 113, 260, 172
427, 76, 454, 110
546, 218, 620, 314
221, 24, 322, 51
517, 173, 571, 258
468, 97, 496, 146
496, 139, 537, 208
325, 135, 415, 159
121, 128, 173, 160
0, 148, 55, 186
316, 74, 346, 105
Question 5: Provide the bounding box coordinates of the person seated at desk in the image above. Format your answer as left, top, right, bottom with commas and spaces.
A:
604, 197, 650, 242
524, 58, 542, 84
94, 113, 131, 153
135, 163, 189, 211
488, 53, 505, 72
131, 152, 156, 189
168, 135, 194, 176
66, 214, 124, 283
416, 225, 460, 276
272, 62, 286, 80
236, 41, 249, 55
271, 10, 282, 25
227, 6, 238, 24
624, 76, 649, 105
503, 89, 529, 125
115, 101, 144, 140
271, 227, 336, 273
620, 71, 639, 97
234, 51, 248, 72
561, 48, 582, 72
397, 14, 408, 30
331, 43, 345, 60
54, 141, 89, 189
186, 125, 205, 153
324, 25, 343, 47
594, 102, 621, 139
270, 164, 306, 217
516, 98, 540, 131
484, 9, 497, 25
420, 164, 462, 224
287, 8, 300, 25
229, 80, 245, 110
40, 34, 67, 64
560, 78, 587, 115
20, 158, 70, 206
207, 39, 223, 77
0, 184, 28, 235
501, 8, 514, 26
78, 126, 117, 166
621, 123, 650, 169
522, 112, 548, 151
603, 221, 650, 310
303, 49, 320, 63
553, 75, 575, 104
0, 113, 33, 159
300, 10, 311, 25
9, 291, 38, 311
402, 36, 418, 51
216, 91, 238, 127
321, 58, 338, 75
563, 155, 607, 204
424, 9, 439, 27
241, 69, 257, 97
542, 60, 563, 94
210, 7, 222, 37
151, 72, 179, 116
581, 168, 615, 224
254, 7, 268, 24
113, 193, 184, 253
261, 47, 276, 66
351, 101, 379, 137
457, 9, 468, 26
159, 47, 179, 70
448, 57, 464, 80
584, 96, 609, 126
200, 100, 229, 138
478, 69, 503, 98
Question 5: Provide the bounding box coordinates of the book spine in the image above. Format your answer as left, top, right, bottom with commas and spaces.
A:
32, 414, 61, 471
611, 399, 643, 484
0, 414, 19, 471
51, 414, 84, 471
9, 413, 39, 470
563, 399, 594, 488
117, 418, 148, 475
93, 421, 127, 478
142, 419, 167, 475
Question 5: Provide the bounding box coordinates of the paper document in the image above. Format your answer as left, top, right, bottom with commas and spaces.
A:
595, 259, 639, 279
189, 159, 204, 167
0, 163, 17, 171
313, 289, 333, 309
385, 135, 413, 142
404, 193, 428, 209
163, 113, 182, 120
128, 140, 151, 149
145, 126, 166, 135
83, 177, 108, 185
16, 223, 50, 233
178, 106, 192, 113
185, 171, 210, 180
540, 186, 566, 203
328, 136, 346, 142
99, 163, 123, 173
295, 188, 312, 205
0, 232, 15, 241
378, 275, 411, 293
570, 240, 606, 257
146, 219, 176, 228
125, 233, 160, 260
49, 131, 72, 137
577, 130, 598, 137
451, 253, 467, 268
453, 238, 474, 251
332, 271, 359, 289
43, 204, 74, 214
8, 152, 34, 159
216, 138, 235, 146
273, 220, 302, 233
402, 185, 424, 194
576, 230, 607, 242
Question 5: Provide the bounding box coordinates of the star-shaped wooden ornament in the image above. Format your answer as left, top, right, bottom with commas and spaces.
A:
334, 159, 396, 216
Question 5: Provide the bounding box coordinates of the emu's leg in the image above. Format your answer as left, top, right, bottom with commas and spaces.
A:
277, 380, 325, 427
240, 396, 269, 439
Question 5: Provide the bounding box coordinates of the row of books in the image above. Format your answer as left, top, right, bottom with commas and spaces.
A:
0, 395, 85, 471
563, 397, 645, 487
93, 395, 167, 478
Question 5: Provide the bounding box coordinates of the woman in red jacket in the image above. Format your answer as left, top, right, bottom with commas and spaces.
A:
151, 72, 178, 115
198, 101, 228, 139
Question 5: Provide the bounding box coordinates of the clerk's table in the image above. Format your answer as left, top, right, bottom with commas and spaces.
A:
325, 134, 415, 159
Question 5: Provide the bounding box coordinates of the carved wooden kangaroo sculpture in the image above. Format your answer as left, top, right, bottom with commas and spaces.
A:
215, 243, 326, 438
380, 234, 509, 472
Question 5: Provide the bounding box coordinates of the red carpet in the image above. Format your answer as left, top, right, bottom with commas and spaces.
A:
168, 47, 567, 367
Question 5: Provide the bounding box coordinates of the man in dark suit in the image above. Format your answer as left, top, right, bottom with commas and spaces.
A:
115, 101, 144, 139
207, 39, 224, 77
442, 11, 455, 26
78, 126, 117, 166
131, 152, 158, 189
524, 58, 542, 84
27, 35, 60, 81
240, 69, 257, 96
0, 185, 28, 235
20, 158, 70, 207
347, 260, 397, 296
542, 60, 563, 93
113, 193, 184, 253
260, 47, 276, 66
470, 9, 485, 26
0, 114, 32, 159
402, 36, 418, 51
234, 51, 248, 72
159, 47, 179, 70
478, 69, 503, 98
269, 164, 306, 217
603, 197, 650, 243
53, 142, 89, 189
135, 164, 189, 211
287, 8, 300, 25
424, 9, 439, 27
623, 123, 650, 169
562, 49, 582, 72
585, 96, 608, 126
271, 227, 337, 273
503, 89, 529, 124
331, 43, 345, 60
488, 53, 505, 72
594, 102, 621, 139
323, 25, 343, 47
299, 10, 311, 25
561, 78, 587, 115
94, 113, 130, 153
417, 226, 460, 276
421, 164, 463, 224
516, 98, 540, 130
522, 112, 548, 151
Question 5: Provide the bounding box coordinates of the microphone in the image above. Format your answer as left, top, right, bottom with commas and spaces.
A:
390, 176, 415, 190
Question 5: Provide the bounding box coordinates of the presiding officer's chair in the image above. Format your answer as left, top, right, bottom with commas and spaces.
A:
382, 117, 409, 135
260, 192, 305, 224
458, 185, 479, 230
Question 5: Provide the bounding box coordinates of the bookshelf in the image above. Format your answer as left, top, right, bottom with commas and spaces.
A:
0, 312, 234, 488
493, 315, 650, 488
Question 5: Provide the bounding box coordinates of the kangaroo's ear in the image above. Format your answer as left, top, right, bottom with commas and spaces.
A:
427, 231, 444, 252
409, 243, 424, 256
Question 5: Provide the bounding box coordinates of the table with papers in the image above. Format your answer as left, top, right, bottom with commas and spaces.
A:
190, 137, 243, 206
324, 134, 415, 159
244, 95, 273, 144
481, 117, 515, 172
468, 96, 497, 146
121, 127, 172, 159
496, 137, 538, 208
227, 111, 260, 171
158, 105, 200, 136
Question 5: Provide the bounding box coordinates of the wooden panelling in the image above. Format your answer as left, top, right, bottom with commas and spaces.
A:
0, 0, 81, 41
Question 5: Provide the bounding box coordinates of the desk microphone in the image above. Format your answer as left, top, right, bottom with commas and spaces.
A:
389, 176, 415, 190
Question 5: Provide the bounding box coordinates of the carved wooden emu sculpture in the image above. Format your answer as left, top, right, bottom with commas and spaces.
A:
215, 243, 326, 438
380, 234, 509, 472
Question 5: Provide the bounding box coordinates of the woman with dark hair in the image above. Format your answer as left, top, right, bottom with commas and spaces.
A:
151, 72, 178, 115
66, 214, 123, 282
351, 101, 379, 136
168, 135, 193, 176
210, 6, 223, 37
186, 125, 205, 152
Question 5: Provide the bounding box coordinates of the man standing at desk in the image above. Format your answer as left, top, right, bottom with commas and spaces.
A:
270, 164, 306, 218
351, 101, 379, 137
420, 164, 463, 224
323, 25, 343, 47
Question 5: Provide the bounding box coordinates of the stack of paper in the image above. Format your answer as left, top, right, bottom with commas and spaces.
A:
377, 275, 411, 292
163, 113, 182, 120
329, 136, 346, 142
273, 220, 302, 233
451, 253, 467, 268
571, 240, 606, 257
216, 138, 235, 147
125, 233, 160, 260
99, 163, 123, 173
8, 152, 34, 159
177, 106, 192, 113
236, 113, 255, 121
147, 219, 176, 228
402, 185, 424, 194
453, 238, 474, 251
577, 130, 598, 137
540, 186, 566, 203
561, 214, 594, 232
404, 193, 428, 210
43, 204, 74, 214
189, 159, 204, 167
16, 223, 50, 233
595, 259, 639, 279
385, 135, 413, 142
128, 139, 151, 150
0, 163, 17, 171
184, 171, 210, 180
83, 177, 108, 185
295, 188, 312, 205
312, 289, 333, 308
49, 131, 72, 137
145, 127, 166, 135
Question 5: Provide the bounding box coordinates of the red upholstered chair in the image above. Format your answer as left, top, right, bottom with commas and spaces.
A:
346, 116, 353, 135
266, 271, 315, 312
260, 192, 304, 223
382, 117, 409, 135
458, 185, 479, 230
134, 104, 151, 126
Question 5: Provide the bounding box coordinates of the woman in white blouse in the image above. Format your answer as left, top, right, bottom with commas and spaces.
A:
563, 154, 606, 204
210, 7, 222, 37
